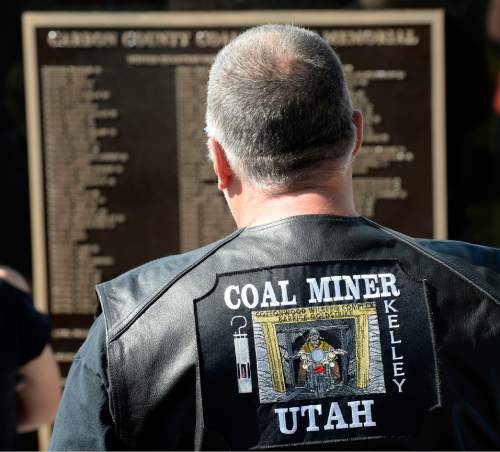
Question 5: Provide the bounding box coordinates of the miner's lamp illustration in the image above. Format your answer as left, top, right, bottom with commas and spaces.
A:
231, 315, 253, 394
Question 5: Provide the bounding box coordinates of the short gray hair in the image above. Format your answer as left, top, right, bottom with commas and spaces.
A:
206, 24, 355, 189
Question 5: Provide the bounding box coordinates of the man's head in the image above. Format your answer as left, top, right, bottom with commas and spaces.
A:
307, 328, 321, 345
206, 24, 358, 192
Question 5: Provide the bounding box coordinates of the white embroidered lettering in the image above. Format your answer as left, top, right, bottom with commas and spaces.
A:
224, 285, 240, 310
392, 378, 406, 392
348, 400, 377, 428
324, 402, 349, 430
301, 404, 322, 432
275, 407, 300, 434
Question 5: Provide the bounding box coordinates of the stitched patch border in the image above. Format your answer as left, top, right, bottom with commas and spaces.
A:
194, 260, 440, 449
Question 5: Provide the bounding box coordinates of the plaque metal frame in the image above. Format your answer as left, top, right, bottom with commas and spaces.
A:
22, 10, 447, 317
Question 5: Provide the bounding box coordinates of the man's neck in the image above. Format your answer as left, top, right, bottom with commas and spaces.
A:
230, 179, 358, 228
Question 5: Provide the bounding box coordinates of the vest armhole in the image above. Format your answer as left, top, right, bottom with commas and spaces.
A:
368, 220, 500, 307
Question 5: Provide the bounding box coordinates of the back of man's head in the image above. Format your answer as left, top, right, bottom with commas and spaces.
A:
206, 24, 355, 190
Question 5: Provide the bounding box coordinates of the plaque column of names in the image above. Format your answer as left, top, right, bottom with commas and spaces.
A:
176, 65, 235, 252
41, 65, 125, 315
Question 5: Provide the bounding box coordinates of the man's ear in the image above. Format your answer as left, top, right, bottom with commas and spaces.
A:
209, 137, 233, 190
351, 110, 363, 160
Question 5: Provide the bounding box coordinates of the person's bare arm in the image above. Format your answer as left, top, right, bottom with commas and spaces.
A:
0, 266, 30, 293
0, 265, 62, 432
16, 344, 62, 432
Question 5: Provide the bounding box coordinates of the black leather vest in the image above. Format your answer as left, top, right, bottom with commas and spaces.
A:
96, 216, 500, 450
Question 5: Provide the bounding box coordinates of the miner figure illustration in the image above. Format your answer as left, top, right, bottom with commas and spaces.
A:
296, 328, 346, 397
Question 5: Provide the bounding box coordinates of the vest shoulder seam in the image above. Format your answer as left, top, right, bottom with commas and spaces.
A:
366, 220, 500, 306
106, 228, 244, 342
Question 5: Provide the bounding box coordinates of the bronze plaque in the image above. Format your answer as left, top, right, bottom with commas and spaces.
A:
22, 11, 446, 377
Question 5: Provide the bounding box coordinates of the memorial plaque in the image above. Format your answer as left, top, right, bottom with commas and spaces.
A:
22, 11, 446, 379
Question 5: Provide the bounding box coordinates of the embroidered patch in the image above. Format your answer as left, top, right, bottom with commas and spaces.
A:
195, 261, 439, 449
